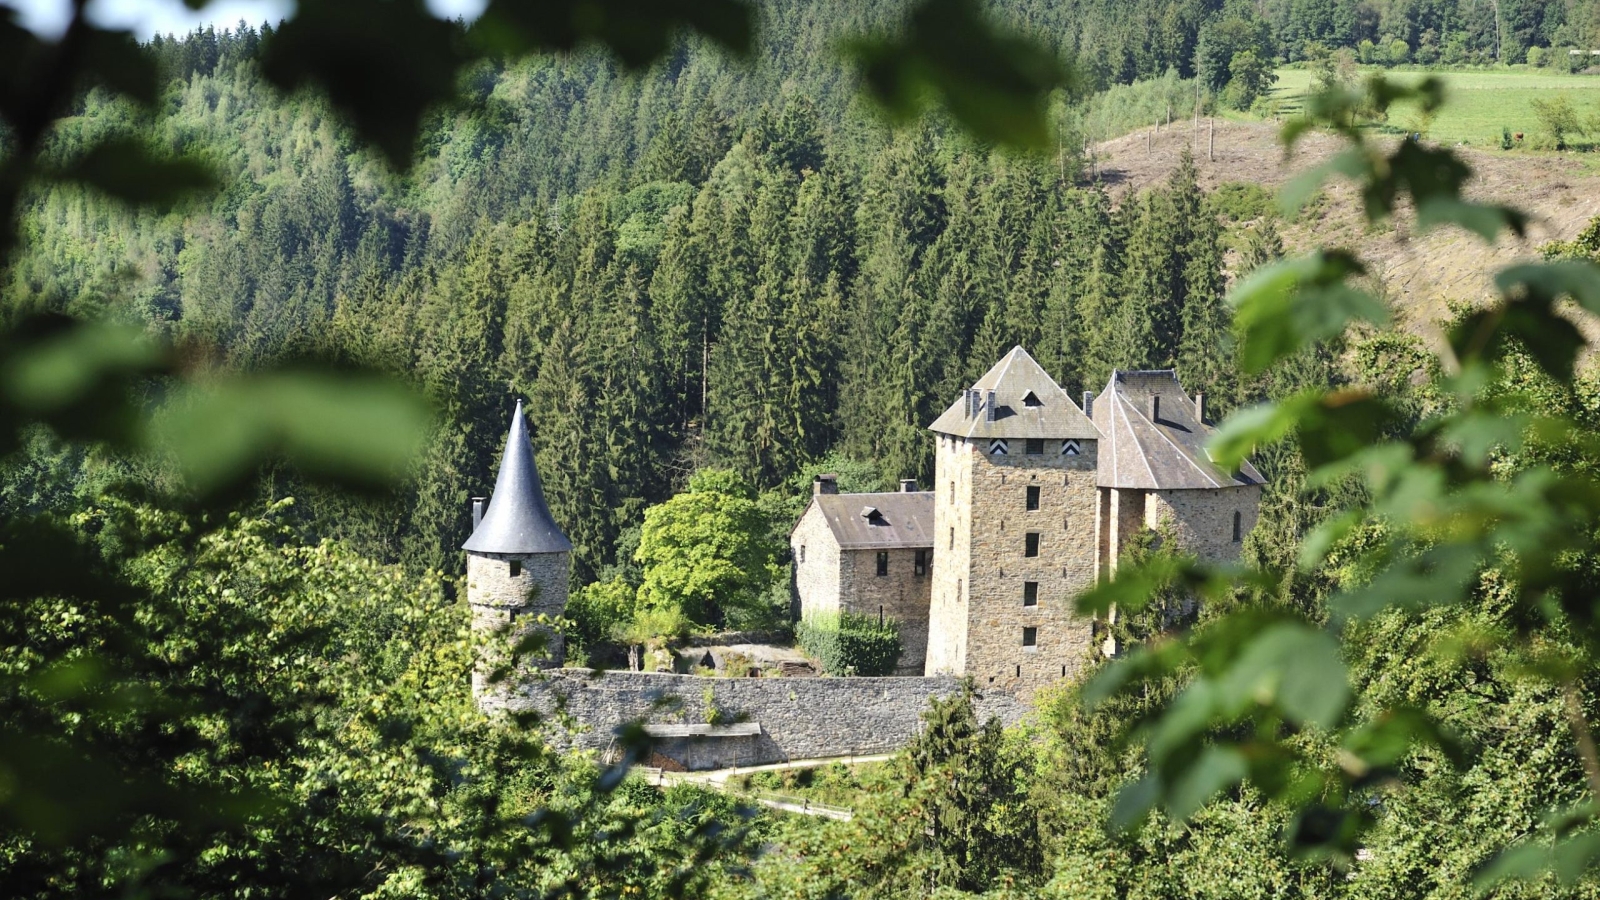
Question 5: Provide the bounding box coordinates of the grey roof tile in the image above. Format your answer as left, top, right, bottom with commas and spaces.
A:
928, 346, 1101, 440
1092, 369, 1264, 490
807, 491, 935, 549
463, 400, 574, 555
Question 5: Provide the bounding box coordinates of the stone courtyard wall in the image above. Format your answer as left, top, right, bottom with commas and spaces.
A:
486, 670, 1028, 770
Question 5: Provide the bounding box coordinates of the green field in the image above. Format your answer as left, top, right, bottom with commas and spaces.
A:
1267, 67, 1600, 149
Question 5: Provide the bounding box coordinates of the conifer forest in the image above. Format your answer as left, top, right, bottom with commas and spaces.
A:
8, 0, 1600, 898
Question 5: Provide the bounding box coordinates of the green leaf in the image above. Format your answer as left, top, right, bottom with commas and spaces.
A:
1297, 509, 1362, 572
1416, 197, 1527, 243
1109, 773, 1161, 833
262, 0, 465, 169
155, 370, 433, 495
1496, 261, 1600, 317
1208, 395, 1314, 471
1165, 744, 1248, 821
1221, 623, 1349, 729
53, 138, 215, 206
472, 0, 753, 67
1476, 830, 1600, 889
1230, 251, 1386, 375
0, 315, 168, 451
846, 0, 1074, 150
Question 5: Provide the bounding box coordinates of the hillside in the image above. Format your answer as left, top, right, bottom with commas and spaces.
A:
1092, 118, 1600, 333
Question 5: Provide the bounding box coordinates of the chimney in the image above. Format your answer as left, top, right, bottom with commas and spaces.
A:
471, 496, 487, 529
1194, 392, 1205, 423
899, 478, 917, 493
985, 390, 997, 423
1082, 390, 1094, 417
1150, 394, 1160, 421
814, 473, 839, 495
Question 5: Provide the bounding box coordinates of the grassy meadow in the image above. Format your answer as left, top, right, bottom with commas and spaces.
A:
1266, 67, 1600, 149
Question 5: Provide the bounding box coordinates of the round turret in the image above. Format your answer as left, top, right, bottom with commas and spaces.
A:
464, 400, 572, 699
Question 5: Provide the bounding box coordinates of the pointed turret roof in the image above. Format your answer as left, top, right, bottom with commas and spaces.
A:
462, 400, 573, 555
928, 346, 1101, 440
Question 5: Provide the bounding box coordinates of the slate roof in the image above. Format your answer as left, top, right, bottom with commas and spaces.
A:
1091, 370, 1265, 490
463, 399, 575, 555
928, 346, 1100, 440
804, 491, 935, 550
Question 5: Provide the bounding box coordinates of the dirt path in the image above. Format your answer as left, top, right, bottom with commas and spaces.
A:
1091, 119, 1600, 334
634, 753, 895, 821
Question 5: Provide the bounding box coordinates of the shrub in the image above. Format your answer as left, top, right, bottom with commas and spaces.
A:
797, 611, 902, 676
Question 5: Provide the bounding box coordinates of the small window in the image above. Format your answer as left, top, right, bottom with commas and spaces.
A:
876, 551, 889, 576
1024, 532, 1040, 557
950, 480, 955, 503
1233, 510, 1243, 542
509, 560, 521, 577
1025, 438, 1044, 455
1023, 581, 1038, 606
914, 549, 929, 576
798, 545, 806, 563
1023, 391, 1043, 408
949, 527, 955, 550
1026, 485, 1041, 510
1023, 627, 1037, 648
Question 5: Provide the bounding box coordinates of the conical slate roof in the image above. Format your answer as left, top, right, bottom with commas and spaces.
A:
928, 346, 1101, 440
462, 400, 573, 555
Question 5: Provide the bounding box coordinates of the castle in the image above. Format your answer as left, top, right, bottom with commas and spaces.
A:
463, 348, 1263, 767
792, 347, 1263, 693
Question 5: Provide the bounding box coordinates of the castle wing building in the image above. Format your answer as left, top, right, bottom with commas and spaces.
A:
1088, 370, 1264, 576
790, 477, 935, 674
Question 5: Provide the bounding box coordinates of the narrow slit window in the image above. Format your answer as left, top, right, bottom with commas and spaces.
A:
1023, 627, 1038, 648
509, 560, 521, 577
914, 549, 928, 576
1232, 510, 1243, 542
949, 527, 955, 550
1025, 532, 1040, 557
1023, 581, 1038, 606
876, 551, 889, 576
1026, 485, 1041, 511
797, 545, 806, 563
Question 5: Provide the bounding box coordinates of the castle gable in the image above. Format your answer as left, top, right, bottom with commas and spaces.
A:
807, 491, 935, 550
1092, 370, 1265, 490
928, 346, 1100, 441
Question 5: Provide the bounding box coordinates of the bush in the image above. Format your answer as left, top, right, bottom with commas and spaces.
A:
797, 611, 902, 676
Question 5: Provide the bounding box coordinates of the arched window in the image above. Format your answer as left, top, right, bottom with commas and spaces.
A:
1232, 510, 1242, 543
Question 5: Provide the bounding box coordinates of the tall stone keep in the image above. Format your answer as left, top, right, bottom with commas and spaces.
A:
924, 347, 1104, 694
464, 399, 573, 696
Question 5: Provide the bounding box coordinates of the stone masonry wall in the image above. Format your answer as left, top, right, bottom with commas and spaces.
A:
468, 550, 570, 694
1147, 485, 1262, 563
790, 504, 842, 620
961, 439, 1102, 696
926, 435, 974, 675
837, 547, 931, 674
486, 670, 1028, 770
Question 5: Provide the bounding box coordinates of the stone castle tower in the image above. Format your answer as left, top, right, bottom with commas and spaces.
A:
923, 348, 1265, 695
463, 399, 572, 696
924, 347, 1104, 693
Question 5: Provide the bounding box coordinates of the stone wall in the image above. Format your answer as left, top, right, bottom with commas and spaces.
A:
960, 439, 1102, 695
468, 550, 570, 693
1147, 485, 1262, 563
837, 547, 931, 674
487, 670, 1028, 770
